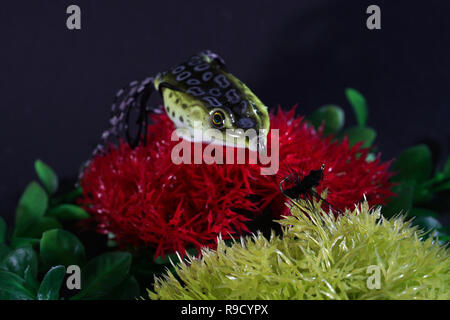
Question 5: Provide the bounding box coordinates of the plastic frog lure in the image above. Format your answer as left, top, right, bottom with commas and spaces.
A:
94, 50, 270, 156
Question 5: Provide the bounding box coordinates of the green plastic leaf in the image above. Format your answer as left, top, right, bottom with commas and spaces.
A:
308, 105, 345, 135
37, 266, 66, 300
341, 127, 376, 148
72, 252, 131, 300
431, 157, 450, 190
14, 182, 48, 237
0, 270, 35, 300
0, 247, 38, 279
393, 144, 432, 183
24, 266, 39, 292
434, 180, 450, 192
0, 217, 6, 243
382, 184, 413, 218
436, 234, 450, 242
131, 254, 172, 286
18, 217, 62, 239
54, 187, 83, 204
443, 157, 450, 177
0, 244, 11, 261
412, 184, 433, 204
432, 160, 450, 191
438, 226, 450, 234
345, 88, 368, 127
48, 204, 90, 220
100, 276, 140, 300
24, 265, 39, 294
35, 160, 59, 195
40, 230, 86, 269
10, 237, 40, 249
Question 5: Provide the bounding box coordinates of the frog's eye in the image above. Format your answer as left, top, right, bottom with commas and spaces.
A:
211, 111, 225, 128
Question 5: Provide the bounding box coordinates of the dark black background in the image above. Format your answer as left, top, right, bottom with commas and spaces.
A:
1, 0, 449, 225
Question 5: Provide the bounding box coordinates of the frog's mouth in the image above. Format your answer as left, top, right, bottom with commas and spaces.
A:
174, 124, 268, 155
220, 128, 268, 154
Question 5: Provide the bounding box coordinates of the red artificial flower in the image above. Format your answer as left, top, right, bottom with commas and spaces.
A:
80, 107, 394, 257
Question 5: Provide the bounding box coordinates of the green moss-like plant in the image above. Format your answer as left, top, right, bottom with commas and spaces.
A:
149, 198, 450, 300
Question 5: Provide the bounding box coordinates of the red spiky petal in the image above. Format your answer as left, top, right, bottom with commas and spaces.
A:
80, 106, 394, 257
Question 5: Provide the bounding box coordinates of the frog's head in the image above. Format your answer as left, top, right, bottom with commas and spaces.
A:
154, 51, 270, 153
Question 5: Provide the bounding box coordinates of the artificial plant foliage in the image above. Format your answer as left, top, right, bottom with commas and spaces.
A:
35, 160, 59, 195
40, 229, 86, 269
14, 181, 49, 238
71, 252, 132, 300
0, 270, 36, 300
0, 247, 38, 279
150, 199, 450, 300
308, 89, 450, 240
308, 105, 344, 136
385, 144, 450, 240
0, 161, 140, 300
37, 266, 66, 300
1, 213, 139, 300
10, 160, 89, 246
345, 87, 368, 127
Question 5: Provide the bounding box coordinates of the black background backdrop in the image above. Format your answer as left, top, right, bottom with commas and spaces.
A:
1, 0, 449, 225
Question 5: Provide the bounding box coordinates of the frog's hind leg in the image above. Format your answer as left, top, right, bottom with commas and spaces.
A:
78, 77, 157, 180
104, 76, 156, 150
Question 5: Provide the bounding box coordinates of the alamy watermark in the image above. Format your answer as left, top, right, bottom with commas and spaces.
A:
66, 265, 81, 290
366, 5, 381, 30
65, 5, 380, 31
366, 265, 381, 290
66, 5, 81, 30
